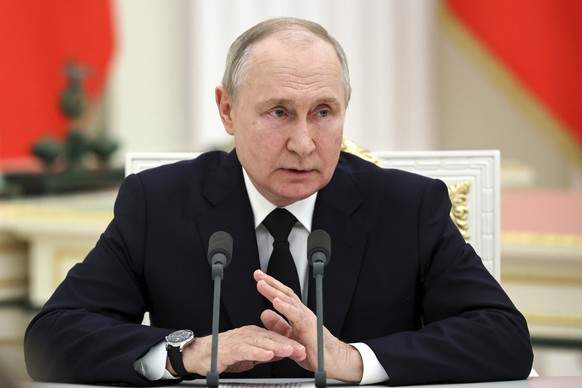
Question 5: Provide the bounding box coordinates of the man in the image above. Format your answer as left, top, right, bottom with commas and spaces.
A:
24, 17, 533, 386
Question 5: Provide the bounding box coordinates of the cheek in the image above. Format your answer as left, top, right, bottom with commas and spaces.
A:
238, 128, 280, 167
317, 123, 343, 150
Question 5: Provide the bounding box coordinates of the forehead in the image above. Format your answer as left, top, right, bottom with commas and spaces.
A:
242, 32, 345, 103
251, 31, 340, 72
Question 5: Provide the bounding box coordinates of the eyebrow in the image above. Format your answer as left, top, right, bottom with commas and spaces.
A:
260, 96, 341, 108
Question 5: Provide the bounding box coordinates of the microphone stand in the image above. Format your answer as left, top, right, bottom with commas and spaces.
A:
207, 261, 224, 388
206, 231, 232, 388
308, 229, 331, 388
312, 259, 327, 388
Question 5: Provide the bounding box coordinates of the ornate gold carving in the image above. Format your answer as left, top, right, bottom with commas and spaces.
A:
340, 138, 472, 241
447, 180, 471, 242
341, 138, 383, 167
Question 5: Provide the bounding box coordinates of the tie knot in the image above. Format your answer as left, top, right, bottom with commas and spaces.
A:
263, 208, 297, 242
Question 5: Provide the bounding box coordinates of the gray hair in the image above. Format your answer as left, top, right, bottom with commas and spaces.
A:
221, 17, 351, 103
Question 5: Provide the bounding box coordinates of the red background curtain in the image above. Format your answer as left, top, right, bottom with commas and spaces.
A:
0, 0, 115, 164
444, 0, 582, 151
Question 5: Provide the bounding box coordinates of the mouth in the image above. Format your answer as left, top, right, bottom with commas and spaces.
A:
281, 167, 315, 176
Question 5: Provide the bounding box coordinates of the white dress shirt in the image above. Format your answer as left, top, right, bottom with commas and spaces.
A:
134, 167, 388, 384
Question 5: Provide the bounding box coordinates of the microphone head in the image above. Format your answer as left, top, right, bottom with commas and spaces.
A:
307, 229, 331, 266
207, 231, 233, 267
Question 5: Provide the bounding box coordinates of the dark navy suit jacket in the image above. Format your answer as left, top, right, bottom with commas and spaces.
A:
24, 150, 533, 386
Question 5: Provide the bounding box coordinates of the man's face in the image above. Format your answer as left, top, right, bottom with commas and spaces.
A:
216, 33, 347, 207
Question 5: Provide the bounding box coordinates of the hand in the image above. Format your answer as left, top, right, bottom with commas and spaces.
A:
254, 270, 363, 383
174, 325, 306, 376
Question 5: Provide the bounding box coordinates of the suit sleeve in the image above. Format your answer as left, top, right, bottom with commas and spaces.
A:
24, 174, 174, 386
364, 178, 533, 385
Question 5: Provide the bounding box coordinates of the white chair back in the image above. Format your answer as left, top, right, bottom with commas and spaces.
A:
125, 149, 500, 280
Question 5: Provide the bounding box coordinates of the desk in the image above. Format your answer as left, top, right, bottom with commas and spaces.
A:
24, 377, 582, 388
0, 190, 115, 307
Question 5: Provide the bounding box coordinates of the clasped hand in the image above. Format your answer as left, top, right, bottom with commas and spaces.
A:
176, 270, 362, 382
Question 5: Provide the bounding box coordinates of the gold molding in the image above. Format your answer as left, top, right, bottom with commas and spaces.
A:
502, 231, 582, 248
341, 138, 383, 167
502, 272, 582, 287
341, 139, 471, 241
524, 312, 582, 327
0, 277, 28, 289
0, 240, 27, 251
448, 180, 471, 242
0, 338, 24, 347
0, 204, 112, 224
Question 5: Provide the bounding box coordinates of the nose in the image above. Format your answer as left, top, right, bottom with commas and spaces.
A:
287, 119, 315, 157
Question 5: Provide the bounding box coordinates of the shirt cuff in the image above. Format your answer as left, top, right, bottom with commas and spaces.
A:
350, 342, 389, 385
133, 340, 179, 381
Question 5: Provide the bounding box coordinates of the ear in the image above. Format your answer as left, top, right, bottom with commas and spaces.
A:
215, 86, 235, 135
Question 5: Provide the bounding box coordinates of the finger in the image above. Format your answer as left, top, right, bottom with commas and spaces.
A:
257, 278, 312, 332
254, 270, 295, 298
254, 320, 304, 357
272, 295, 309, 326
246, 339, 294, 359
261, 309, 292, 336
256, 278, 298, 309
260, 310, 307, 362
222, 326, 302, 361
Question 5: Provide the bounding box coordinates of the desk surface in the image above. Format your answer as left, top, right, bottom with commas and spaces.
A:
26, 376, 582, 388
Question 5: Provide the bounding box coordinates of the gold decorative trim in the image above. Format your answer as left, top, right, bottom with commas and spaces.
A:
502, 231, 582, 248
341, 138, 383, 167
0, 204, 112, 224
439, 3, 582, 168
0, 338, 24, 347
524, 312, 582, 327
448, 180, 471, 242
502, 272, 582, 287
341, 139, 472, 241
0, 277, 28, 289
0, 240, 27, 251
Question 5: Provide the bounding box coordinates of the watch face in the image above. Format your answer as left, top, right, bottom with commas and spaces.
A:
167, 329, 194, 344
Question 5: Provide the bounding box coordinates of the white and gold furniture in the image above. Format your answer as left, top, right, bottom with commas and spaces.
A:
125, 149, 501, 280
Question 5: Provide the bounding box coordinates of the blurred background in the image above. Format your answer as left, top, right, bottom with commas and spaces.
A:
0, 0, 580, 383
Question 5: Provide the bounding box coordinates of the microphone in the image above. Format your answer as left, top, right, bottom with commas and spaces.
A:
206, 231, 233, 388
307, 230, 331, 388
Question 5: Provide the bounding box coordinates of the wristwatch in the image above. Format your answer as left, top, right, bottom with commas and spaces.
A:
165, 329, 195, 378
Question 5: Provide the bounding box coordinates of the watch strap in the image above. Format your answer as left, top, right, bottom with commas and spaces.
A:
167, 346, 196, 379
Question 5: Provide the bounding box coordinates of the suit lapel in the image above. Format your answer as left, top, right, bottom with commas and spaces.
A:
196, 151, 368, 339
197, 152, 265, 329
307, 165, 367, 337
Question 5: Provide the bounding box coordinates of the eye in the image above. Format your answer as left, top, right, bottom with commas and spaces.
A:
317, 109, 330, 118
269, 109, 286, 118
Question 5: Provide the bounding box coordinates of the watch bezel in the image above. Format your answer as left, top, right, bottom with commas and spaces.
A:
166, 329, 194, 351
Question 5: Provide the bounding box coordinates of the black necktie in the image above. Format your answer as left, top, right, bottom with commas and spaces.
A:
263, 208, 306, 377
263, 208, 301, 298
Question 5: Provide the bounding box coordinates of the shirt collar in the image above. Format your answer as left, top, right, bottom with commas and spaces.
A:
242, 167, 317, 232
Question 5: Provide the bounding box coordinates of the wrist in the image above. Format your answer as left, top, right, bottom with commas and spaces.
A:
327, 342, 363, 383
181, 335, 212, 376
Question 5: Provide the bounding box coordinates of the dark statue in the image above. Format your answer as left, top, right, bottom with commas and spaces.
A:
2, 61, 123, 197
